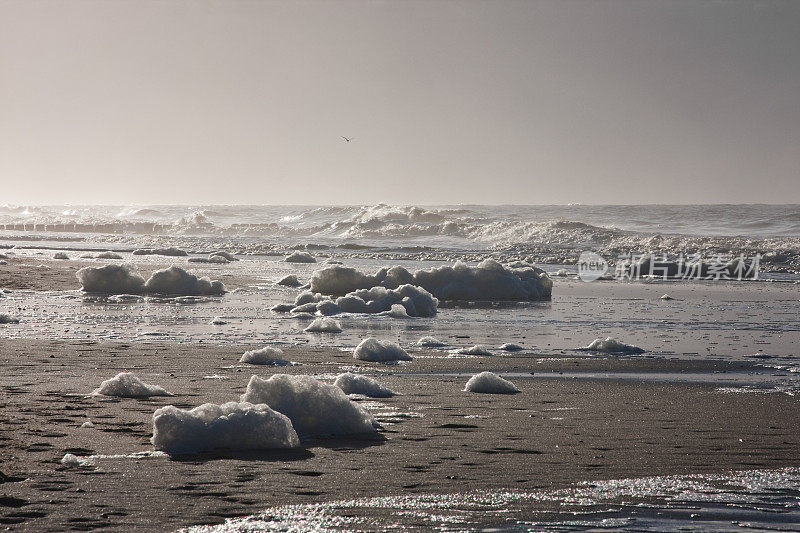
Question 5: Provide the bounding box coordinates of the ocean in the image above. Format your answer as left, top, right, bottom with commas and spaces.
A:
2, 203, 799, 256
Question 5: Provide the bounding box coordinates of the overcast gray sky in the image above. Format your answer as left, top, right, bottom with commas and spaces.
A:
1, 0, 798, 205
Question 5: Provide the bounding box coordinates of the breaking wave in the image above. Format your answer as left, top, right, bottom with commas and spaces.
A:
2, 204, 799, 270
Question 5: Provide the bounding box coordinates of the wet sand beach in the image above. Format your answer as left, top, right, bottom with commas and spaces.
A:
2, 339, 799, 531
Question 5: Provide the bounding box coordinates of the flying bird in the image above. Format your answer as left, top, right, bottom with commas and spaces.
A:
341, 136, 354, 143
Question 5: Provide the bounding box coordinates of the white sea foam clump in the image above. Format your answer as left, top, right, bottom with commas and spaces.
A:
188, 255, 229, 264
61, 453, 92, 467
454, 345, 493, 356
464, 372, 520, 394
418, 336, 447, 347
334, 373, 396, 398
144, 266, 224, 295
354, 337, 412, 362
283, 283, 438, 317
210, 316, 227, 325
415, 259, 552, 301
335, 284, 438, 317
315, 300, 341, 315
304, 317, 342, 333
310, 260, 551, 302
77, 264, 224, 295
151, 402, 300, 455
383, 304, 409, 318
0, 313, 20, 324
240, 346, 292, 366
96, 251, 123, 259
582, 337, 645, 355
93, 372, 172, 397
276, 274, 302, 287
210, 251, 238, 261
498, 343, 524, 351
240, 374, 377, 438
133, 247, 188, 257
294, 290, 325, 306
77, 264, 146, 293
284, 251, 316, 263
310, 266, 381, 295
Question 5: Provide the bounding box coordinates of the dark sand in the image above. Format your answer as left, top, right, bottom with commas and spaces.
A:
1, 339, 799, 531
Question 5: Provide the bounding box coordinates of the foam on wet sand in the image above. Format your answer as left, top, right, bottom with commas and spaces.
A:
151, 402, 300, 454
239, 346, 293, 366
582, 337, 645, 355
240, 374, 378, 438
464, 371, 520, 394
353, 337, 412, 362
334, 373, 396, 398
76, 264, 224, 295
92, 372, 172, 397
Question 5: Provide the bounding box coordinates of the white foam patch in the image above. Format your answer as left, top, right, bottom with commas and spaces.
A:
310, 265, 381, 295
310, 259, 552, 302
92, 372, 172, 397
336, 284, 438, 317
240, 346, 294, 366
453, 345, 493, 356
382, 303, 409, 318
315, 300, 341, 315
210, 251, 238, 261
76, 264, 146, 294
286, 284, 438, 318
241, 374, 377, 438
464, 371, 520, 394
581, 337, 645, 355
132, 247, 188, 257
304, 317, 342, 333
144, 266, 225, 295
284, 251, 316, 263
62, 450, 167, 467
498, 343, 523, 351
189, 255, 229, 264
96, 251, 123, 259
77, 264, 224, 295
107, 294, 144, 303
354, 337, 412, 362
60, 453, 93, 467
152, 402, 300, 455
276, 274, 302, 287
417, 336, 447, 347
334, 373, 396, 398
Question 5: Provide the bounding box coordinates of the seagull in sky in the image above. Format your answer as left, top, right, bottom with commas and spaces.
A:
342, 136, 354, 143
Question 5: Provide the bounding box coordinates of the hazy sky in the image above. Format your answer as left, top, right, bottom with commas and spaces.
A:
2, 0, 799, 205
